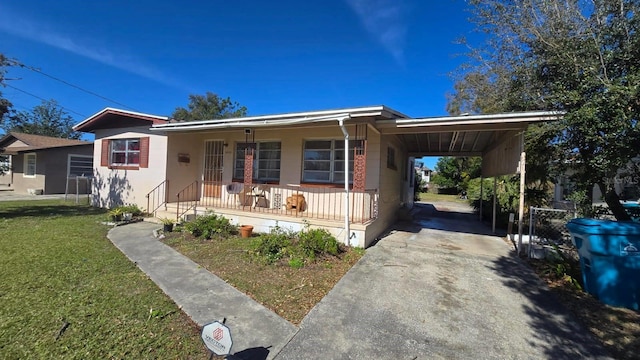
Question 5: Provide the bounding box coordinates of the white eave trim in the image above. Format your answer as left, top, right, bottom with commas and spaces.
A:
150, 104, 407, 132
151, 113, 354, 131
376, 111, 563, 128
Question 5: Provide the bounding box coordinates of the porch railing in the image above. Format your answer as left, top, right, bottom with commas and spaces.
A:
197, 181, 378, 224
145, 180, 168, 216
176, 181, 199, 221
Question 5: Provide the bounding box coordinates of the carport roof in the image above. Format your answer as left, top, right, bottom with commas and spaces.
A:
375, 111, 562, 157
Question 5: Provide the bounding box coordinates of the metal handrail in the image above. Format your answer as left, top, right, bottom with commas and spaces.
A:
176, 180, 199, 221
145, 180, 168, 216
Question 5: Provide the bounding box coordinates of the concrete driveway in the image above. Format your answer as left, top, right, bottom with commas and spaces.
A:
274, 202, 610, 359
0, 190, 68, 201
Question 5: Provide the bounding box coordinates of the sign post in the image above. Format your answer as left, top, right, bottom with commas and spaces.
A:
201, 320, 233, 358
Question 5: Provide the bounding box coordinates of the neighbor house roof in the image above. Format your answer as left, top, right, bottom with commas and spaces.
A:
0, 132, 92, 155
73, 107, 169, 133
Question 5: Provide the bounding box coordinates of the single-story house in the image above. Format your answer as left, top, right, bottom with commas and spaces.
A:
74, 106, 559, 247
0, 132, 93, 194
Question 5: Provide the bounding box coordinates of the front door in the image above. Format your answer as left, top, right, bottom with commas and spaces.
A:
203, 140, 224, 198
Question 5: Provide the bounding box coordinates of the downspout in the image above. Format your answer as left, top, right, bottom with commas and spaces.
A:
338, 116, 351, 246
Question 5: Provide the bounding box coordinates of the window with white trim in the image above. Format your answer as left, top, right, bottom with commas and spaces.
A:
68, 155, 93, 177
234, 142, 281, 181
303, 140, 354, 184
24, 153, 36, 177
110, 139, 140, 166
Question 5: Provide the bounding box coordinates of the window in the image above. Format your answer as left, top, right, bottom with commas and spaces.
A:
303, 140, 354, 184
234, 142, 281, 182
68, 155, 93, 177
0, 155, 10, 172
101, 137, 149, 169
24, 153, 36, 177
111, 139, 140, 166
387, 146, 397, 170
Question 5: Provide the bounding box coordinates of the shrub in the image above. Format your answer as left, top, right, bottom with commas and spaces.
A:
251, 226, 294, 264
251, 225, 340, 267
119, 204, 143, 216
183, 212, 237, 239
298, 228, 339, 259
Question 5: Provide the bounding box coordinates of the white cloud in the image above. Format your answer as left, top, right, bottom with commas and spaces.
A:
345, 0, 407, 63
0, 5, 185, 90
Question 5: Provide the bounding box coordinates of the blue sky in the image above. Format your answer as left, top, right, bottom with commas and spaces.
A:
0, 0, 479, 169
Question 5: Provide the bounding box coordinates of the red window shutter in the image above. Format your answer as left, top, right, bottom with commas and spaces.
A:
140, 137, 150, 168
101, 139, 110, 167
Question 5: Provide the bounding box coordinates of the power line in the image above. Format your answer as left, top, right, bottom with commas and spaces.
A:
5, 83, 88, 118
8, 58, 140, 111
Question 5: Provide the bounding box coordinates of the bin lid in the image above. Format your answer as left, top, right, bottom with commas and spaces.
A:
567, 218, 640, 235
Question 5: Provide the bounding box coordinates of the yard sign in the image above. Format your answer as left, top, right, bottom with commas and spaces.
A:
201, 321, 233, 356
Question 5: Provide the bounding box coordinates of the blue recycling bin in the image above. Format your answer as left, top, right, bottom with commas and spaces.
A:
622, 202, 640, 221
566, 218, 640, 310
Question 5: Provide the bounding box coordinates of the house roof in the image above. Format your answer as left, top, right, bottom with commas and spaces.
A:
74, 104, 562, 161
0, 132, 92, 155
150, 105, 408, 132
73, 107, 169, 133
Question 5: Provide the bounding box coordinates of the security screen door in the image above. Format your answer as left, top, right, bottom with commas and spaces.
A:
203, 140, 224, 197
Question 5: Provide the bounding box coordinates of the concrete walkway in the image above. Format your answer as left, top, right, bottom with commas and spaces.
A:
107, 223, 297, 359
108, 202, 612, 360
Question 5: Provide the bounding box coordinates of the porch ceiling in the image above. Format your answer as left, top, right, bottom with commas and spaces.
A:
374, 111, 561, 158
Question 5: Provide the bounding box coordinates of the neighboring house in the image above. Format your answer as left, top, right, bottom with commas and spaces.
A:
554, 158, 640, 206
415, 164, 432, 189
0, 132, 93, 194
74, 106, 558, 247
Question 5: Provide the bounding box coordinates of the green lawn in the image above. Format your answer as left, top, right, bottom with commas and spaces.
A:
0, 200, 209, 359
417, 192, 469, 203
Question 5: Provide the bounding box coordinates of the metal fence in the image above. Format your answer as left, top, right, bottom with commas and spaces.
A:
528, 206, 577, 258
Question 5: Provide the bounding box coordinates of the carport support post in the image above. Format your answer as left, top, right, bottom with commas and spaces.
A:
492, 177, 497, 233
517, 151, 526, 255
479, 176, 484, 221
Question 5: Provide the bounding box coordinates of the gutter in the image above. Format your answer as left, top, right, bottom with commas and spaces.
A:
150, 113, 353, 132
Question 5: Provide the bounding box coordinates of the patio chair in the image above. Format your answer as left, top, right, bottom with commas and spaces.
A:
253, 184, 270, 208
226, 183, 244, 205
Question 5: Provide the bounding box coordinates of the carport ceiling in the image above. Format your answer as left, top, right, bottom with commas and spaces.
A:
375, 111, 561, 157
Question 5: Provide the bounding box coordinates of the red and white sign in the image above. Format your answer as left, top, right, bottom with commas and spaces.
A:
201, 321, 233, 355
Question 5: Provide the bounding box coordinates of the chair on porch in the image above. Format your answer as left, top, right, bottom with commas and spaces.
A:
252, 184, 270, 208
226, 183, 244, 205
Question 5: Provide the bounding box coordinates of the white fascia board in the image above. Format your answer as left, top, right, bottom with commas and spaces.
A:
151, 105, 407, 130
151, 113, 353, 132
377, 111, 563, 128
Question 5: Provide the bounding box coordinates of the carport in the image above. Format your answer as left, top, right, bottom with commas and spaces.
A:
376, 111, 562, 253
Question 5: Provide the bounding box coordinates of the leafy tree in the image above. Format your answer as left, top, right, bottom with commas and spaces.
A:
0, 53, 14, 124
0, 54, 16, 176
3, 99, 81, 139
449, 0, 640, 220
172, 92, 247, 121
431, 156, 482, 193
